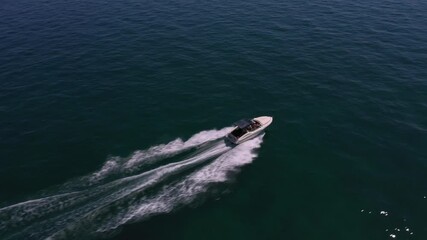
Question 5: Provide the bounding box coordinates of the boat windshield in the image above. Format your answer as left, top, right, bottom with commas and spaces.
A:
230, 120, 262, 138
246, 120, 261, 132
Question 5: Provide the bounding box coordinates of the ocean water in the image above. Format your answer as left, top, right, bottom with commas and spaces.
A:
1, 0, 427, 239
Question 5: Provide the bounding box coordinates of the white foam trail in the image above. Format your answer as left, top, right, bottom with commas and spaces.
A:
0, 129, 265, 240
0, 141, 231, 240
93, 135, 264, 233
89, 127, 233, 183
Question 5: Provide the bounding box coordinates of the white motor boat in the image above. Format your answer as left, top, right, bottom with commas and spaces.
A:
226, 116, 273, 144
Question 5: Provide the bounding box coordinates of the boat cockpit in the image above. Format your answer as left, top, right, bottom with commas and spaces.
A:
229, 119, 261, 138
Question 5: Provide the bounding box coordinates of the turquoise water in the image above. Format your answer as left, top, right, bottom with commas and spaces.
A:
1, 0, 427, 239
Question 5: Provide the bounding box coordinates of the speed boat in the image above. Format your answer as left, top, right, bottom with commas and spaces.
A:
226, 116, 273, 144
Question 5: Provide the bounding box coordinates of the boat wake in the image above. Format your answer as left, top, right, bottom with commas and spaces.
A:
0, 127, 265, 240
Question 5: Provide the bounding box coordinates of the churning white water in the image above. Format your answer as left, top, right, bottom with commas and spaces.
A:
0, 128, 264, 240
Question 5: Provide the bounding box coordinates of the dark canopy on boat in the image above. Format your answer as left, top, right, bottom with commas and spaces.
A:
233, 119, 253, 128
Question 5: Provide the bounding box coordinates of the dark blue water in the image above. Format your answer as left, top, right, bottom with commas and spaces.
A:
1, 0, 427, 239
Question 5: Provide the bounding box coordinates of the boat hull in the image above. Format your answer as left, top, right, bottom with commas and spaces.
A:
226, 116, 273, 144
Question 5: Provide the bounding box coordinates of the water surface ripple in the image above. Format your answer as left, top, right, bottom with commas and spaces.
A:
1, 0, 426, 239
